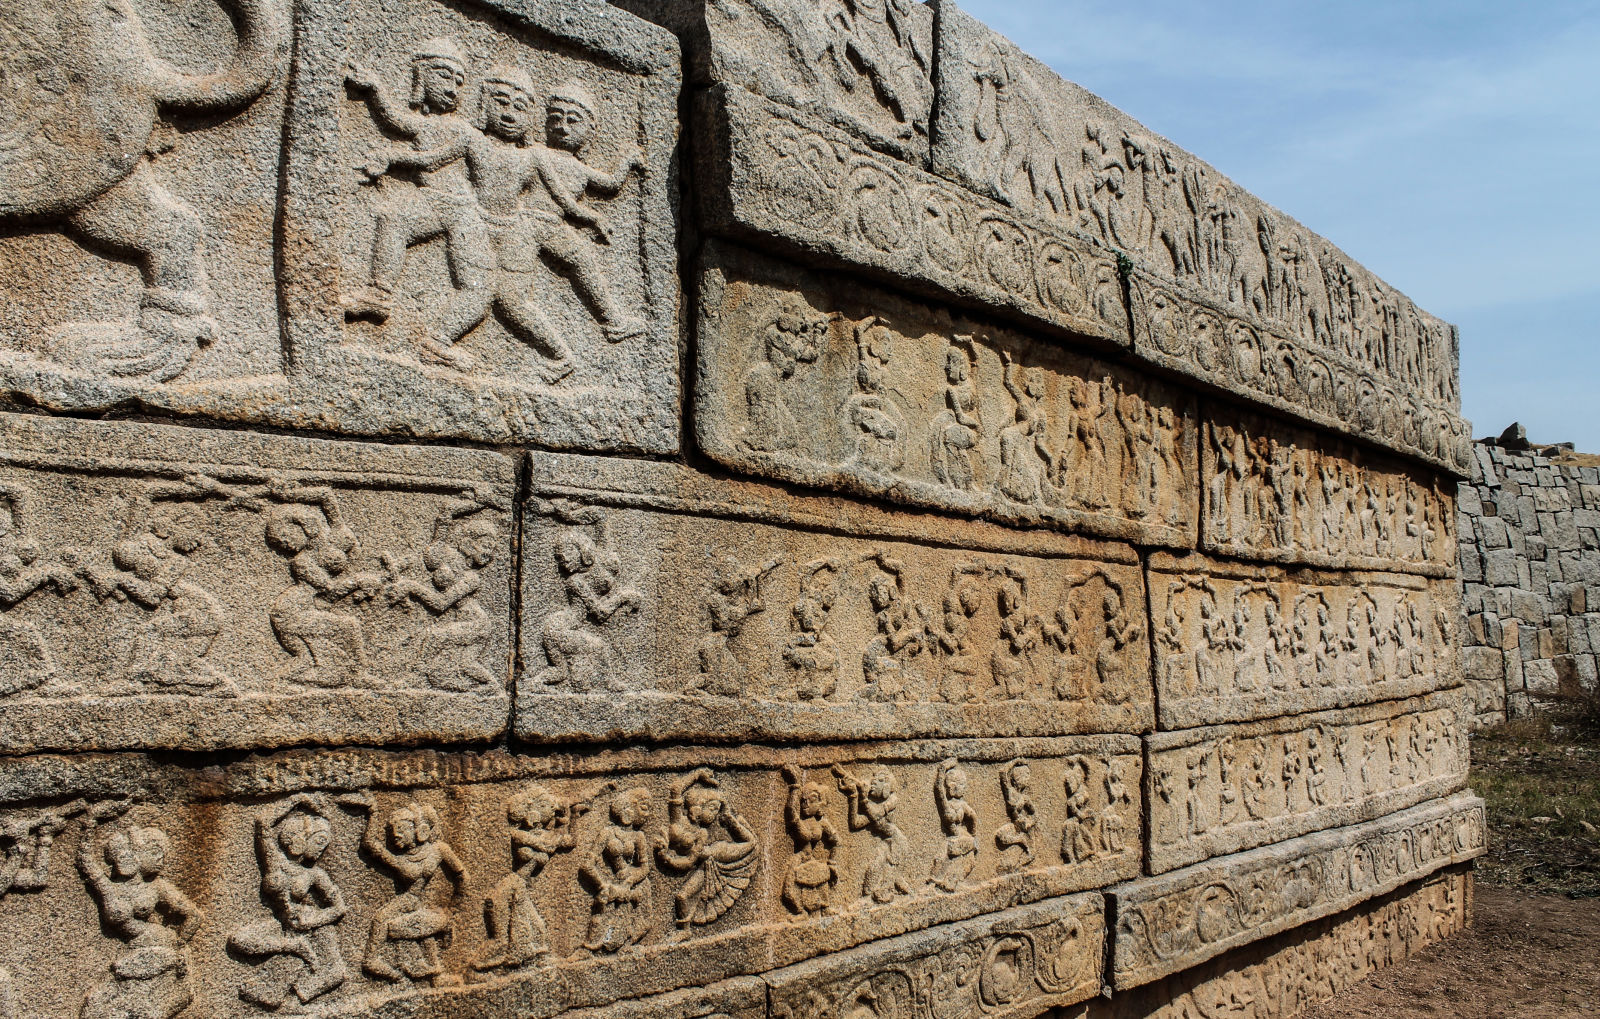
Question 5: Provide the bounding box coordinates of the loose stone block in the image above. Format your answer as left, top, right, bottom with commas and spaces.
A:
1148, 553, 1462, 729
766, 893, 1107, 1019
695, 243, 1197, 546
0, 741, 1127, 1017
1108, 793, 1484, 988
694, 85, 1133, 348
1091, 867, 1472, 1019
521, 452, 1154, 742
1201, 413, 1455, 574
1144, 692, 1470, 873
0, 412, 513, 753
929, 1, 1471, 476
0, 0, 682, 452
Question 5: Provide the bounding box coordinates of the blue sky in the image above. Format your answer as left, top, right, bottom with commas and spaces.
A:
971, 0, 1600, 451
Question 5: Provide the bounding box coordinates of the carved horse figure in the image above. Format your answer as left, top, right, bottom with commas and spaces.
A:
0, 0, 289, 381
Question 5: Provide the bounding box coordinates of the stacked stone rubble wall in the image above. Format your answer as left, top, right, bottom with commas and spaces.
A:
0, 1, 1470, 1018
1458, 442, 1600, 725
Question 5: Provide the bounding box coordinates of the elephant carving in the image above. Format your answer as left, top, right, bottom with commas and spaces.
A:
0, 0, 290, 382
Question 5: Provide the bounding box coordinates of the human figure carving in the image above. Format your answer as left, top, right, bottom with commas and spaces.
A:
989, 567, 1038, 700
473, 782, 610, 973
995, 350, 1056, 506
994, 760, 1036, 872
535, 500, 641, 692
842, 317, 908, 475
934, 565, 986, 704
783, 559, 842, 701
930, 339, 982, 491
577, 788, 655, 955
385, 492, 505, 691
858, 553, 929, 702
228, 794, 351, 1009
359, 799, 467, 986
655, 769, 759, 934
263, 483, 384, 688
0, 800, 84, 898
3, 0, 288, 382
832, 764, 911, 905
0, 485, 77, 696
819, 0, 932, 141
1061, 756, 1098, 863
77, 803, 203, 1019
742, 299, 825, 452
927, 759, 978, 892
1102, 758, 1132, 853
694, 557, 783, 697
1184, 750, 1211, 838
780, 765, 839, 918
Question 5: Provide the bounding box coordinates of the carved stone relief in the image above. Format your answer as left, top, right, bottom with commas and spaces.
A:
0, 739, 1135, 1018
1109, 793, 1484, 989
1144, 693, 1470, 873
928, 1, 1469, 475
0, 412, 513, 753
696, 244, 1196, 546
0, 0, 681, 453
696, 85, 1131, 348
1148, 553, 1462, 729
1094, 867, 1472, 1019
520, 452, 1155, 743
1201, 414, 1457, 573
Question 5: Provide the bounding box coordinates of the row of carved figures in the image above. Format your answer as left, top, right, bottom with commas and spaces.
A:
1209, 426, 1449, 562
0, 755, 1126, 1015
0, 479, 504, 698
741, 314, 1188, 524
1158, 580, 1450, 698
532, 502, 1142, 705
1151, 711, 1462, 847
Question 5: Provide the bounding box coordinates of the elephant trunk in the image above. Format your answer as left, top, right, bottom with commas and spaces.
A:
152, 0, 291, 113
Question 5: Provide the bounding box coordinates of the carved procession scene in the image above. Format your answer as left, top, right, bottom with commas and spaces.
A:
0, 0, 1478, 1017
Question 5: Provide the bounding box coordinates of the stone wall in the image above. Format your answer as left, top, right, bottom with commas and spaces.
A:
1459, 441, 1600, 724
0, 2, 1474, 1018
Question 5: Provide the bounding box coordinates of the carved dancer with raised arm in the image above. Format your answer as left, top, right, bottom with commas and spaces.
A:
535, 499, 641, 692
360, 799, 467, 986
927, 759, 978, 892
77, 802, 204, 1019
779, 765, 839, 918
0, 485, 77, 696
994, 760, 1036, 871
656, 769, 759, 936
832, 764, 911, 905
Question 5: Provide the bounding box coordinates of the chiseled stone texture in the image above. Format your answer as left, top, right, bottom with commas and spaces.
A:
0, 743, 1113, 1018
1458, 440, 1600, 725
1148, 552, 1462, 729
1145, 692, 1470, 873
0, 412, 513, 753
1108, 793, 1484, 989
695, 243, 1196, 546
521, 452, 1154, 742
1202, 413, 1457, 574
0, 0, 681, 452
1092, 866, 1473, 1019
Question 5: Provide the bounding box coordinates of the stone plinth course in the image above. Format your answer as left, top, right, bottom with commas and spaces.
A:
0, 1, 1469, 1017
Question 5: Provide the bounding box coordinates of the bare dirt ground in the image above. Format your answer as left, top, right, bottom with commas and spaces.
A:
1305, 714, 1600, 1017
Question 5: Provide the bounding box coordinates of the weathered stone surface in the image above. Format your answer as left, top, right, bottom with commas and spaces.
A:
1145, 692, 1470, 873
1202, 413, 1456, 574
930, 1, 1470, 476
1092, 867, 1472, 1018
0, 0, 681, 451
1148, 553, 1462, 729
0, 411, 513, 753
766, 893, 1106, 1018
1108, 793, 1484, 988
0, 741, 1121, 1017
521, 452, 1154, 742
694, 84, 1133, 348
695, 243, 1196, 545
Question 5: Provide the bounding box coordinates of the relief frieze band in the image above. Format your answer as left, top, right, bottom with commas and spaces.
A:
1109, 793, 1485, 989
0, 412, 514, 753
1144, 692, 1469, 873
0, 738, 1135, 1018
695, 244, 1197, 548
520, 451, 1155, 743
1201, 413, 1457, 574
1149, 553, 1462, 729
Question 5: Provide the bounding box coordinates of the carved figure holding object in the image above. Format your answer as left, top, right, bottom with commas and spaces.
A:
780, 765, 839, 918
577, 787, 655, 955
536, 501, 640, 693
656, 768, 759, 934
832, 764, 911, 905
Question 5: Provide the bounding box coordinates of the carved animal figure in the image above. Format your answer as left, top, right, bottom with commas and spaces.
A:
0, 0, 289, 381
